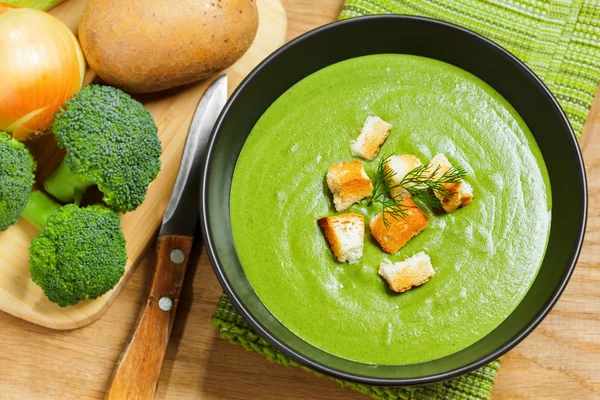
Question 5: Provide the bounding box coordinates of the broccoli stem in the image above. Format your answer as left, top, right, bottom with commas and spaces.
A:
44, 158, 95, 204
21, 191, 61, 231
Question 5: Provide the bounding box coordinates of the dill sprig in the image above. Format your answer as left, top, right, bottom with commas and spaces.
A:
369, 155, 397, 203
398, 163, 466, 208
368, 156, 409, 227
368, 155, 466, 226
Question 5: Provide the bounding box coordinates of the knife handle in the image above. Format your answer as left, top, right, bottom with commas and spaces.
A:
105, 235, 194, 400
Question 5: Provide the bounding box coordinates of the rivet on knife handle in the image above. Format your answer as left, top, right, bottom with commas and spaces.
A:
105, 235, 193, 400
105, 75, 228, 400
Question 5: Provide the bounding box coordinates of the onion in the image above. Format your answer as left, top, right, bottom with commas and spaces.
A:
0, 3, 85, 141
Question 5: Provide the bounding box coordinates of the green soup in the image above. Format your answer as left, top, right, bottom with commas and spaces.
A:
230, 54, 551, 365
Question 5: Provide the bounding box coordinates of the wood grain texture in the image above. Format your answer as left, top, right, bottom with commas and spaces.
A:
0, 1, 598, 400
0, 0, 287, 330
105, 235, 194, 400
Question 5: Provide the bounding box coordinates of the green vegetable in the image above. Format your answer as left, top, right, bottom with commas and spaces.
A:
25, 191, 127, 307
396, 163, 466, 207
369, 155, 465, 227
21, 190, 60, 231
0, 131, 36, 232
44, 84, 162, 212
4, 0, 65, 11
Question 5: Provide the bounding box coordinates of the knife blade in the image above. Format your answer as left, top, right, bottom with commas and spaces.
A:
105, 75, 228, 400
160, 74, 228, 236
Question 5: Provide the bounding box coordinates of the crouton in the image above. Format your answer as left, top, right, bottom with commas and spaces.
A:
369, 198, 429, 254
379, 251, 435, 293
326, 161, 373, 212
318, 213, 365, 264
429, 153, 473, 213
385, 154, 423, 199
351, 116, 392, 160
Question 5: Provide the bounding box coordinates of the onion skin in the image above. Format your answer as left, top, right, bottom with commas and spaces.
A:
0, 3, 85, 141
3, 0, 65, 11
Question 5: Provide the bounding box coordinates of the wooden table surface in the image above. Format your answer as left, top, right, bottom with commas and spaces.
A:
1, 1, 599, 399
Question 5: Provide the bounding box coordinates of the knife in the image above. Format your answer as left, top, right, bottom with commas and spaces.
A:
105, 75, 228, 400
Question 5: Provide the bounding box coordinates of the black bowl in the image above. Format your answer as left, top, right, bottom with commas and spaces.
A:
200, 15, 587, 385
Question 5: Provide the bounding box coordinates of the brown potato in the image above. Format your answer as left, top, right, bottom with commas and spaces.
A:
78, 0, 258, 93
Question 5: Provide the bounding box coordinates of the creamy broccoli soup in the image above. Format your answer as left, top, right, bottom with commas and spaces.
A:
230, 54, 551, 365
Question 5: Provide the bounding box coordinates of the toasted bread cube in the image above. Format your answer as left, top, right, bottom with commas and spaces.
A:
429, 154, 473, 213
351, 116, 392, 160
385, 154, 423, 199
369, 198, 428, 254
379, 251, 435, 293
326, 161, 373, 212
318, 213, 365, 264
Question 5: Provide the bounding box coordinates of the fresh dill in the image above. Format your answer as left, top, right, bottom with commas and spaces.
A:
397, 163, 466, 208
368, 155, 466, 226
367, 155, 409, 227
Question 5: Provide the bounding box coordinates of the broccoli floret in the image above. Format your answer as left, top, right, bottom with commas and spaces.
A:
44, 84, 162, 212
24, 191, 127, 307
0, 132, 36, 232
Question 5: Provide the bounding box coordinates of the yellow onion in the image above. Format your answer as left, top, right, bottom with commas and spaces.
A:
0, 3, 85, 141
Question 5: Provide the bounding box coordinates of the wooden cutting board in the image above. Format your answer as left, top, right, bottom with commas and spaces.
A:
0, 0, 287, 330
0, 2, 598, 399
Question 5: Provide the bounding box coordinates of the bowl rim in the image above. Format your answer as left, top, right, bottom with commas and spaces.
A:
200, 14, 588, 385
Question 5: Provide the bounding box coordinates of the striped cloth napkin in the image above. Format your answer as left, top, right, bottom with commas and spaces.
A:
212, 1, 600, 398
341, 0, 600, 138
213, 294, 501, 399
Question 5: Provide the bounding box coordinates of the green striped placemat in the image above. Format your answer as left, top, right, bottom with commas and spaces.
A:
340, 0, 600, 138
212, 1, 600, 398
212, 294, 501, 400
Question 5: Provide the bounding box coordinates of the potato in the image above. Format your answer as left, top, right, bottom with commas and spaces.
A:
78, 0, 258, 93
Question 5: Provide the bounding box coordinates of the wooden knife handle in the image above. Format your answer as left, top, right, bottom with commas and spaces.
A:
105, 235, 194, 400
